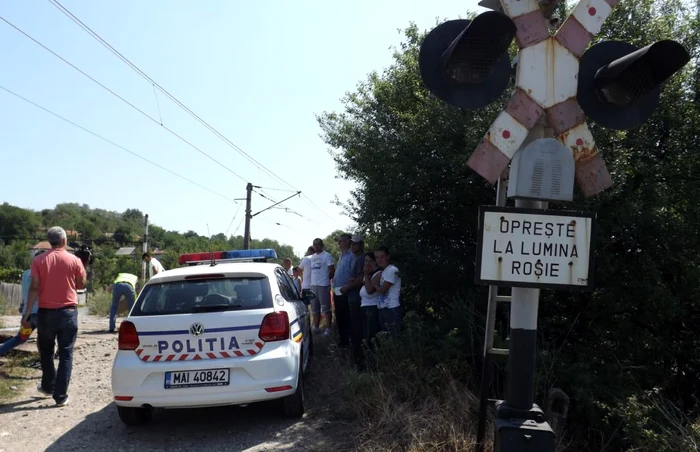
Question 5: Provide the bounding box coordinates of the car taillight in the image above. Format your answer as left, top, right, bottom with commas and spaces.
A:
259, 312, 290, 342
118, 321, 140, 350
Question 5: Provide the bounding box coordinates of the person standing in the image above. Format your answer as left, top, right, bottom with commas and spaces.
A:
282, 257, 294, 277
333, 233, 354, 347
360, 252, 382, 367
310, 238, 335, 336
337, 235, 366, 360
142, 252, 165, 280
292, 266, 303, 293
375, 246, 402, 335
22, 227, 86, 407
0, 251, 45, 357
299, 246, 314, 296
108, 273, 139, 333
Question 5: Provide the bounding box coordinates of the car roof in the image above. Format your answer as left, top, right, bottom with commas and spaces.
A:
148, 262, 282, 284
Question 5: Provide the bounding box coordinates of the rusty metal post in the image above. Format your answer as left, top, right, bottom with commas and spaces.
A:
476, 172, 510, 452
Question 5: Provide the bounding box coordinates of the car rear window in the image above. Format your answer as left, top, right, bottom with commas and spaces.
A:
130, 276, 273, 316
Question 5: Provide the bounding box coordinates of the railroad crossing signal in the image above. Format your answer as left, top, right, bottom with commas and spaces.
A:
578, 39, 690, 130
419, 0, 690, 197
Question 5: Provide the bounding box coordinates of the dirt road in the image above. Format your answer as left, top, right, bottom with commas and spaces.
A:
0, 323, 353, 452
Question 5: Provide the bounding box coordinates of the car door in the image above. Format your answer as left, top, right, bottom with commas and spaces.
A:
274, 268, 310, 359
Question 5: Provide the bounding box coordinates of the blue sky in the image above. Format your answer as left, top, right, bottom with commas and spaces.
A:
0, 0, 484, 257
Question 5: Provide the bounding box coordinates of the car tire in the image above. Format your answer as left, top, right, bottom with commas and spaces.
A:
117, 405, 153, 426
281, 361, 305, 418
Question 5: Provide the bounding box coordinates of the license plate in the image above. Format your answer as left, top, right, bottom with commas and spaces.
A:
164, 368, 230, 389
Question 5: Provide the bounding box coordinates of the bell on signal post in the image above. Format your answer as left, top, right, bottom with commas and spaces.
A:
419, 11, 517, 110
577, 39, 690, 130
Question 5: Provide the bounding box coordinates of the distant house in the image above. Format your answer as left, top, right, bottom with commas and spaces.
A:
115, 246, 138, 258
29, 241, 75, 258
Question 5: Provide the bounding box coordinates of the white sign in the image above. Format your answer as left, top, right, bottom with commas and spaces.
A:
476, 207, 595, 290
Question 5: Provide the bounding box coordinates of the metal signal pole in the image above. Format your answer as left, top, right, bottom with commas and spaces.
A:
243, 183, 253, 250
141, 214, 149, 285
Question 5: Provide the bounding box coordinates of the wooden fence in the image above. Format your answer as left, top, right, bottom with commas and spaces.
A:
0, 282, 22, 309
0, 283, 86, 310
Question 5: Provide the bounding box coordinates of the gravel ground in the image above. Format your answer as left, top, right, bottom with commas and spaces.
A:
0, 332, 353, 452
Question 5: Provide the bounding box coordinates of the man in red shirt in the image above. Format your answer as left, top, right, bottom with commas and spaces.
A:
22, 226, 87, 407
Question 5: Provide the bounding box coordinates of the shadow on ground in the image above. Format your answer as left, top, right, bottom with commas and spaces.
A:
43, 400, 352, 452
41, 337, 355, 452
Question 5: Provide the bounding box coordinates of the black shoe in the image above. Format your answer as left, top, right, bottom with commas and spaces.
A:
108, 329, 115, 334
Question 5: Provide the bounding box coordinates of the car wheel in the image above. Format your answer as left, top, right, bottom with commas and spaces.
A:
117, 405, 153, 426
281, 360, 305, 418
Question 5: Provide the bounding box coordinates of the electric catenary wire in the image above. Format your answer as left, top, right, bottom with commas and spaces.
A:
0, 85, 237, 204
46, 0, 342, 225
0, 14, 248, 184
224, 203, 244, 237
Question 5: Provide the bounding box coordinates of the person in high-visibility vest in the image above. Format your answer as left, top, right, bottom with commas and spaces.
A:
108, 273, 139, 333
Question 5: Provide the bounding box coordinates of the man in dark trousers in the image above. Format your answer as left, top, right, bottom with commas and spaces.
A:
108, 273, 139, 333
22, 226, 87, 407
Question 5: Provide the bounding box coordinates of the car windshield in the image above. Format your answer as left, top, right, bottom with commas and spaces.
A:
130, 276, 273, 316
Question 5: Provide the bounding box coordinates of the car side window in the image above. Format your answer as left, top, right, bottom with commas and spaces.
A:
281, 271, 301, 300
275, 269, 297, 301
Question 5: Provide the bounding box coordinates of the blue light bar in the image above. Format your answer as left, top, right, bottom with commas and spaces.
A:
223, 249, 278, 260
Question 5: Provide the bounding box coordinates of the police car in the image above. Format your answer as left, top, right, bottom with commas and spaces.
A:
110, 249, 314, 426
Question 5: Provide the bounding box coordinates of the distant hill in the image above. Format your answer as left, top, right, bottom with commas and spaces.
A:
0, 202, 297, 287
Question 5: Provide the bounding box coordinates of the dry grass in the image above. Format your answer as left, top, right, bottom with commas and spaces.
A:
87, 289, 132, 318
87, 289, 112, 317
311, 318, 492, 452
0, 352, 39, 402
0, 293, 7, 328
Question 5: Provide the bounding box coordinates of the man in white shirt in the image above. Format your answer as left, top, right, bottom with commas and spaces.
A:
310, 238, 335, 336
374, 245, 402, 335
142, 253, 165, 280
298, 246, 314, 293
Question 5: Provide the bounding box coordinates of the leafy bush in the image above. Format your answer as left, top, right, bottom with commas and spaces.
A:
87, 289, 113, 317
0, 267, 23, 284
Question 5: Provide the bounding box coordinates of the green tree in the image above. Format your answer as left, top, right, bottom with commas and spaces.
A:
0, 203, 40, 241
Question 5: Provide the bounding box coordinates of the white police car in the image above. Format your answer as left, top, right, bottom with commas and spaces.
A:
110, 249, 313, 426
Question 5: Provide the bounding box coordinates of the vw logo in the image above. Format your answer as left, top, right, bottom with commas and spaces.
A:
189, 322, 205, 337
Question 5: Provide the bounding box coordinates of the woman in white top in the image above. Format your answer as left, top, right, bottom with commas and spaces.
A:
360, 252, 382, 350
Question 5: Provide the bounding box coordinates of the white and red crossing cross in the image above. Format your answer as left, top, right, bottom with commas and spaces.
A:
467, 0, 619, 197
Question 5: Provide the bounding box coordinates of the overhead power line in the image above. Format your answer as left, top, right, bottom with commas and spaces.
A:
0, 85, 237, 204
224, 203, 243, 237
46, 0, 342, 225
0, 14, 247, 184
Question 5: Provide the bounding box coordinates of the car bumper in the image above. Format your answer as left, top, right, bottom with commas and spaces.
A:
111, 341, 299, 408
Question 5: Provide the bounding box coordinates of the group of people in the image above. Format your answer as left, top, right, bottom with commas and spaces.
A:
282, 234, 402, 365
0, 227, 87, 407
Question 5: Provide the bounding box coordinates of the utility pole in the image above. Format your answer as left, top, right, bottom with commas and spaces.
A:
142, 214, 149, 285
241, 182, 301, 250
243, 183, 253, 250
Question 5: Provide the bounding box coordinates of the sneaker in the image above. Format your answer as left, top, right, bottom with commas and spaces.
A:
323, 329, 331, 337
55, 397, 69, 407
36, 384, 52, 397
312, 327, 320, 334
